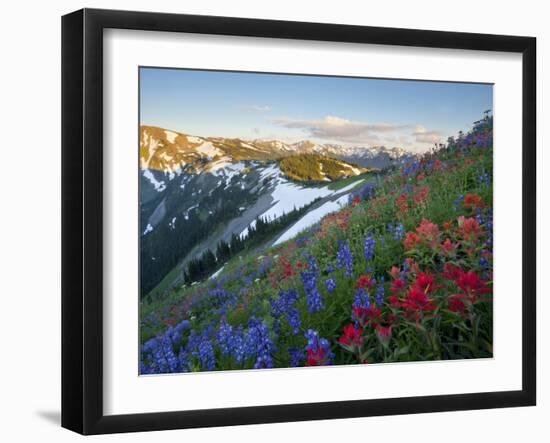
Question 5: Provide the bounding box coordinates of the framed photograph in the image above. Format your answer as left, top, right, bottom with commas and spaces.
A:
61, 8, 536, 434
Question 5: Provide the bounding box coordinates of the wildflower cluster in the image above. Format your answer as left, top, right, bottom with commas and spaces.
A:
348, 183, 377, 204
305, 329, 334, 366
140, 112, 494, 373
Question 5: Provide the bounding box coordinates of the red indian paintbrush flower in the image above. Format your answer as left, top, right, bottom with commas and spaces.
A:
401, 286, 437, 313
388, 295, 402, 308
403, 232, 421, 251
389, 266, 401, 280
283, 262, 295, 278
463, 193, 484, 210
339, 324, 364, 351
306, 348, 325, 366
442, 263, 463, 281
413, 186, 430, 205
390, 278, 406, 294
396, 194, 409, 215
414, 272, 436, 293
375, 325, 393, 347
448, 294, 467, 314
416, 219, 439, 246
352, 305, 383, 327
356, 274, 375, 289
457, 216, 483, 242
442, 220, 454, 231
441, 238, 458, 256
456, 270, 491, 303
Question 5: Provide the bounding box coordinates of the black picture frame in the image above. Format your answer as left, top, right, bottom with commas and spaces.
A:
61, 8, 537, 435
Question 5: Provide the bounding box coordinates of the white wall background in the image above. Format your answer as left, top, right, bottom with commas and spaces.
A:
0, 0, 546, 441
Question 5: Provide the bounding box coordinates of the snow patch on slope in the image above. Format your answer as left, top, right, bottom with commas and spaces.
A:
208, 157, 234, 173
143, 169, 166, 192
196, 142, 223, 159
239, 220, 257, 239
212, 162, 247, 186
239, 164, 364, 239
209, 266, 225, 280
164, 130, 178, 144
260, 179, 334, 221
274, 194, 349, 245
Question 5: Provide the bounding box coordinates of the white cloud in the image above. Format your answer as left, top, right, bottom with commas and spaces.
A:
266, 114, 443, 152
412, 125, 442, 144
273, 115, 408, 143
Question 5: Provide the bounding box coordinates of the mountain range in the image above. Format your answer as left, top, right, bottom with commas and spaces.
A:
140, 125, 418, 177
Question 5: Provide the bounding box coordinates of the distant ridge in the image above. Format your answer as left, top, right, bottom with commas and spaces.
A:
140, 125, 420, 176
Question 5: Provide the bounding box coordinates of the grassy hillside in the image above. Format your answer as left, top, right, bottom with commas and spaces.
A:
140, 113, 493, 373
280, 153, 367, 182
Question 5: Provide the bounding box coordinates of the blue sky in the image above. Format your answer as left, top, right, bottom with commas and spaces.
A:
140, 67, 492, 153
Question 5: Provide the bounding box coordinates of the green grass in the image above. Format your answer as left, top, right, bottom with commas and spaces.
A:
327, 172, 374, 190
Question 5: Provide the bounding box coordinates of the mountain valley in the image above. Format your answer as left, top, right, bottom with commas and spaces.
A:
139, 125, 419, 298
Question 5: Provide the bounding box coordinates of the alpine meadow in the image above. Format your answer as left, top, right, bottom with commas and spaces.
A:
138, 68, 493, 374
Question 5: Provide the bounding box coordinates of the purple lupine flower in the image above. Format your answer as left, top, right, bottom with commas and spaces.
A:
348, 183, 377, 204
193, 338, 216, 371
223, 325, 246, 365
286, 308, 301, 335
359, 183, 377, 201
170, 319, 190, 343
479, 254, 490, 271
244, 319, 275, 369
325, 278, 336, 294
177, 347, 190, 373
364, 233, 375, 262
307, 255, 320, 275
388, 223, 405, 241
402, 160, 421, 177
288, 346, 305, 367
336, 240, 354, 278
477, 208, 493, 248
353, 287, 371, 310
271, 289, 301, 335
301, 271, 324, 314
141, 333, 180, 374
217, 319, 236, 358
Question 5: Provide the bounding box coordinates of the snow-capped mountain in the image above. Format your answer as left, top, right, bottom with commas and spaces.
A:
325, 145, 417, 169
140, 125, 418, 178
